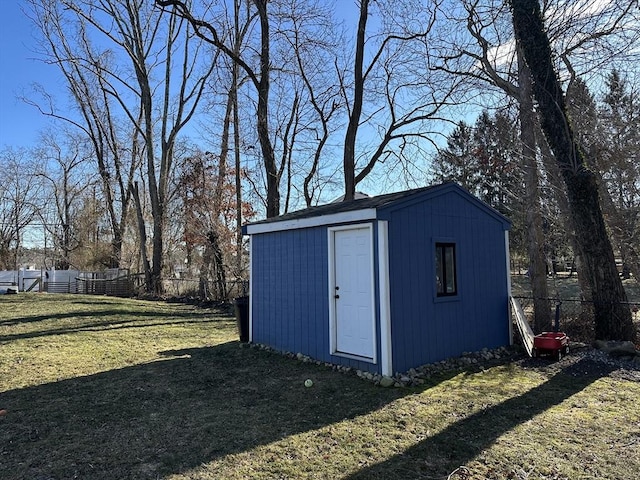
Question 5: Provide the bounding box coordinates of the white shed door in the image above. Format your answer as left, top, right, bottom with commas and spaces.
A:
333, 227, 375, 359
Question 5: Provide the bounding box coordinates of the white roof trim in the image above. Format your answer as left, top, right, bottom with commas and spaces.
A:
245, 208, 377, 234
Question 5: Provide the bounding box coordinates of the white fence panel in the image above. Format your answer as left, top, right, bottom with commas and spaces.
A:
0, 269, 81, 293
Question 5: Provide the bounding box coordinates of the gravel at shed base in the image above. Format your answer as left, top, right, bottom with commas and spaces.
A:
247, 342, 640, 387
371, 344, 640, 387
518, 343, 640, 382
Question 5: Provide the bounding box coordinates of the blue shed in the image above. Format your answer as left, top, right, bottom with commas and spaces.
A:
243, 182, 512, 376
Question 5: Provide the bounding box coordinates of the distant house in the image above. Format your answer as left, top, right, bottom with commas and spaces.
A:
242, 182, 512, 376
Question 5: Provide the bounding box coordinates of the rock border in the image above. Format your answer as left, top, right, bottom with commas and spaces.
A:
243, 340, 640, 385
243, 343, 521, 387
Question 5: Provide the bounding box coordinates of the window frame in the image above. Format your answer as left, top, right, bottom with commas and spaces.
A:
435, 241, 458, 298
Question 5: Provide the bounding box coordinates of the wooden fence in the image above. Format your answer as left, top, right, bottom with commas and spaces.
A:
76, 272, 134, 297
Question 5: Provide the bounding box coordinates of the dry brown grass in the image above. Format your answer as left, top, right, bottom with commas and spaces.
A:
1, 294, 639, 479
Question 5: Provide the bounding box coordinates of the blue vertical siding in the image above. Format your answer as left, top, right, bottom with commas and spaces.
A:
383, 190, 509, 373
252, 227, 327, 355
249, 185, 509, 376
251, 225, 382, 373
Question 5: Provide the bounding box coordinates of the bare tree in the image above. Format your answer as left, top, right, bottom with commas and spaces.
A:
231, 0, 248, 277
517, 47, 553, 331
434, 0, 640, 330
550, 0, 640, 84
566, 75, 640, 287
288, 14, 342, 207
510, 0, 636, 341
182, 4, 251, 297
341, 0, 463, 200
429, 0, 552, 329
34, 131, 95, 269
246, 0, 345, 210
0, 148, 43, 270
157, 0, 281, 218
158, 0, 349, 220
33, 0, 217, 293
342, 0, 369, 201
27, 0, 141, 269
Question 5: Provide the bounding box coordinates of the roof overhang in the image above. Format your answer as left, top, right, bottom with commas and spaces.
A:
244, 208, 377, 235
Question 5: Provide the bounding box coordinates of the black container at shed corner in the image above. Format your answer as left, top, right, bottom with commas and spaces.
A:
234, 295, 249, 342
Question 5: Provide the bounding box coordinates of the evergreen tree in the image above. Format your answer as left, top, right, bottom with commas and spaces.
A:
600, 70, 640, 215
473, 111, 521, 214
432, 121, 481, 194
598, 70, 640, 282
566, 78, 599, 158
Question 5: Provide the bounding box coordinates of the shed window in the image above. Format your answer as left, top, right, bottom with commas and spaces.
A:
435, 243, 457, 296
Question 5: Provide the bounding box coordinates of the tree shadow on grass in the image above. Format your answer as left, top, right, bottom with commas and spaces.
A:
0, 306, 221, 329
0, 346, 611, 480
345, 358, 613, 479
0, 302, 233, 342
0, 294, 230, 329
0, 342, 421, 479
0, 315, 233, 342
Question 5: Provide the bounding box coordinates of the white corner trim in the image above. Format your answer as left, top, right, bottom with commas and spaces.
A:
248, 236, 253, 343
378, 221, 393, 376
505, 230, 512, 345
245, 208, 377, 235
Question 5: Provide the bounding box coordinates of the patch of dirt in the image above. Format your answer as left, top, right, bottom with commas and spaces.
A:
515, 345, 640, 382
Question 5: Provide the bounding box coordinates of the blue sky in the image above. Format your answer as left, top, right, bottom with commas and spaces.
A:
0, 1, 359, 152
0, 1, 430, 198
0, 1, 61, 149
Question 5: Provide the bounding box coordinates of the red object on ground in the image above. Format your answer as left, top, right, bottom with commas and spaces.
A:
533, 332, 569, 360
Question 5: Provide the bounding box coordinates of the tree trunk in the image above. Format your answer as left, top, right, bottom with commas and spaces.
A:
150, 212, 164, 295
198, 230, 227, 301
563, 174, 634, 340
510, 0, 635, 341
210, 230, 227, 300
110, 234, 123, 270
518, 47, 551, 332
233, 72, 243, 279
198, 240, 212, 300
537, 125, 593, 302
252, 0, 279, 218
233, 0, 244, 280
131, 181, 153, 292
342, 0, 369, 202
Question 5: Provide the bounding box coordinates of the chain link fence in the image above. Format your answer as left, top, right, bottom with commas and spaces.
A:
161, 278, 249, 302
512, 296, 640, 343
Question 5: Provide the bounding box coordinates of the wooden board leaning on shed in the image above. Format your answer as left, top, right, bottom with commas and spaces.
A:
510, 296, 534, 357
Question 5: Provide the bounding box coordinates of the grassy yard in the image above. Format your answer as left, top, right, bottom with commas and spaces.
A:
510, 275, 640, 342
511, 274, 640, 302
1, 294, 639, 479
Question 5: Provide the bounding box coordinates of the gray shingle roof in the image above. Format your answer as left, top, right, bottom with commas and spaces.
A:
243, 182, 510, 234
247, 184, 439, 226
